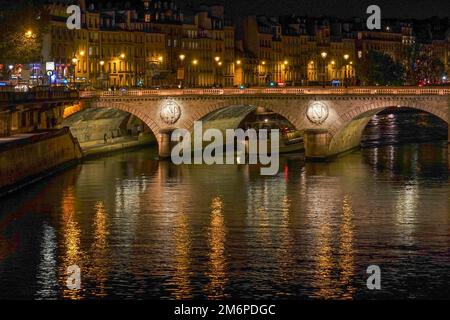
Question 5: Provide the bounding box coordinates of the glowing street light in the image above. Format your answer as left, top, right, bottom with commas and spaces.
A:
344, 54, 350, 61
214, 56, 221, 62
179, 54, 186, 61
236, 60, 242, 65
99, 60, 105, 66
284, 60, 289, 65
71, 58, 78, 64
192, 59, 198, 65
261, 61, 266, 65
320, 52, 328, 88
120, 53, 126, 59
25, 30, 33, 38
158, 56, 163, 62
218, 61, 223, 66
79, 50, 85, 57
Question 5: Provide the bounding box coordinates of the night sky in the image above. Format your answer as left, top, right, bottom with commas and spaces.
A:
186, 0, 450, 19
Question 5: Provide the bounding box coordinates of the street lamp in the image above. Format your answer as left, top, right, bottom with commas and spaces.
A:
71, 58, 78, 87
25, 30, 33, 38
343, 54, 350, 87
79, 50, 85, 57
260, 61, 267, 86
98, 60, 105, 89
120, 53, 126, 59
321, 52, 328, 87
192, 60, 199, 87
215, 56, 221, 62
178, 55, 186, 88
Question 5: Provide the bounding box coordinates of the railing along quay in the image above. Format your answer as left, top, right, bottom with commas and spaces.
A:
0, 89, 79, 106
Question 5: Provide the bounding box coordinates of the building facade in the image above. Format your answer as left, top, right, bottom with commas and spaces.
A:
23, 1, 449, 88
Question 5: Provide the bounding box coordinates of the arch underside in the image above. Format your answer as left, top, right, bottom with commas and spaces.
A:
184, 98, 303, 133
329, 104, 448, 155
196, 105, 257, 133
88, 101, 162, 142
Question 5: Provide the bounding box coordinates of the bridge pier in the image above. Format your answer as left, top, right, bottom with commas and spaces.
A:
158, 130, 173, 159
303, 129, 331, 160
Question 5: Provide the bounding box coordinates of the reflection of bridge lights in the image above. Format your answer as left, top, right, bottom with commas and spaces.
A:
205, 196, 227, 299
35, 223, 58, 299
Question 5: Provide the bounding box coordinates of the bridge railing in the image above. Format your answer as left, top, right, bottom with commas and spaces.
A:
0, 89, 79, 105
79, 87, 450, 98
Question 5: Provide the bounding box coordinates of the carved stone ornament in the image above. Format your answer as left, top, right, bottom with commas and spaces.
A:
306, 102, 329, 125
160, 100, 181, 125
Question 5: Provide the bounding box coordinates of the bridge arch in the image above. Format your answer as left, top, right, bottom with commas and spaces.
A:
328, 100, 449, 155
180, 98, 304, 133
94, 102, 162, 137
63, 102, 161, 149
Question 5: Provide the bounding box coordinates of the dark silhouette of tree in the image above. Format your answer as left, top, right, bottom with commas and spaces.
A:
0, 0, 48, 67
404, 44, 445, 85
357, 51, 405, 86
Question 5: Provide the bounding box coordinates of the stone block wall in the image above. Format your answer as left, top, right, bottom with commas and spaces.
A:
0, 128, 82, 191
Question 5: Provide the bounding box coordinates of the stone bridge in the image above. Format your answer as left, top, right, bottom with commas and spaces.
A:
80, 87, 450, 159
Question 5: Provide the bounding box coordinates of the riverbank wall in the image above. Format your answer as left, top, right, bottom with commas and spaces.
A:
81, 134, 156, 159
0, 128, 83, 195
0, 130, 156, 197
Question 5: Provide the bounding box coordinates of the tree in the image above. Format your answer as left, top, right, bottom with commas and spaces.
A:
404, 44, 445, 85
0, 0, 48, 67
357, 51, 405, 86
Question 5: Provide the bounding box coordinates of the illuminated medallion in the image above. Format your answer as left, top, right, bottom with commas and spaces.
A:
160, 100, 181, 125
306, 102, 329, 125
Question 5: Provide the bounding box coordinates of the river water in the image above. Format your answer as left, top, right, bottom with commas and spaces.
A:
0, 111, 449, 300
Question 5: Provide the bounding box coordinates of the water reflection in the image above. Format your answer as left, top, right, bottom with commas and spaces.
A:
0, 134, 449, 299
205, 196, 228, 299
60, 185, 84, 300
171, 213, 193, 299
87, 201, 109, 298
35, 223, 58, 299
338, 195, 356, 299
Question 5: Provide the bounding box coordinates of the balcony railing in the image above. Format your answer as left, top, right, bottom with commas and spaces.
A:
80, 87, 450, 98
